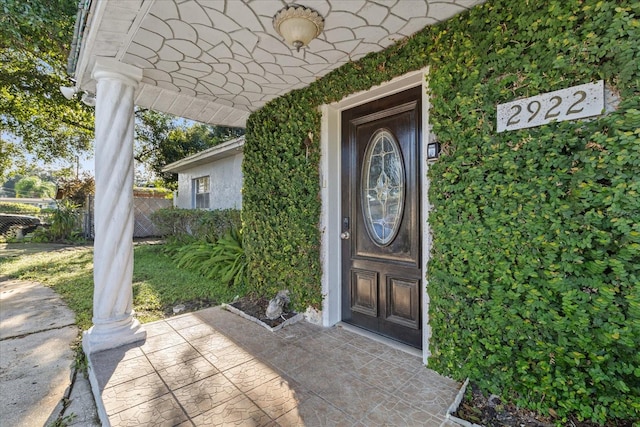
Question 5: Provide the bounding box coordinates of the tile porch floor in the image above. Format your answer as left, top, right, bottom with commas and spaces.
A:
87, 306, 462, 426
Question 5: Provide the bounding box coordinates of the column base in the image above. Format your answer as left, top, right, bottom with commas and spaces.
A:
82, 315, 146, 354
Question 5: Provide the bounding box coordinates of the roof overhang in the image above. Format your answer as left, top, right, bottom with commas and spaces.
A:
162, 135, 245, 173
71, 0, 486, 128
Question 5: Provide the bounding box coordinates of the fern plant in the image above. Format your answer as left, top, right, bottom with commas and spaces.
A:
202, 228, 247, 287
173, 227, 247, 287
174, 241, 216, 270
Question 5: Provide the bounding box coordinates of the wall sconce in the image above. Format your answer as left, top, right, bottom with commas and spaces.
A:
273, 4, 324, 52
60, 86, 95, 107
81, 92, 96, 107
60, 86, 78, 100
427, 141, 441, 160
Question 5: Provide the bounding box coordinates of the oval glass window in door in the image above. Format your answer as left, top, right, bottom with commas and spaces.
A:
361, 129, 405, 246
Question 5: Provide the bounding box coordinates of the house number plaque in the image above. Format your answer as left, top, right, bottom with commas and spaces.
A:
497, 80, 604, 132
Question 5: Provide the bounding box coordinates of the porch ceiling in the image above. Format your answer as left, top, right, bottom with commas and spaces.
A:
74, 0, 485, 128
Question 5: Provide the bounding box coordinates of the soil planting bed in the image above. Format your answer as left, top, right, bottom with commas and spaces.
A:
226, 295, 301, 331
453, 383, 635, 427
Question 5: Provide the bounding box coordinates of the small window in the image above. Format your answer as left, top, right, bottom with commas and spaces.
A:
192, 176, 210, 209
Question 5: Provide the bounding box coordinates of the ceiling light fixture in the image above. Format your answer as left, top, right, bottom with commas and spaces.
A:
60, 86, 78, 100
273, 4, 324, 52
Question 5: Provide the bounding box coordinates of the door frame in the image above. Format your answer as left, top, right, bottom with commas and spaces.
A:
318, 67, 433, 364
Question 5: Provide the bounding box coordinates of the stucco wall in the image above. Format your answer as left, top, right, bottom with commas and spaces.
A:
175, 152, 243, 210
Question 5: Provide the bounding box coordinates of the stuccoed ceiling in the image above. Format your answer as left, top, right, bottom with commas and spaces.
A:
73, 0, 485, 127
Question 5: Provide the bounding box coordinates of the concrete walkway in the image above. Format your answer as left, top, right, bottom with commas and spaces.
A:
1, 243, 463, 426
0, 277, 99, 426
88, 306, 463, 426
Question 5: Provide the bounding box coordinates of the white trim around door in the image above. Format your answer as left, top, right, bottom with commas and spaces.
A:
319, 67, 433, 364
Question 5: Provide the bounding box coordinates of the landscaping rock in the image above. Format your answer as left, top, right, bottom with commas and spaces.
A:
265, 290, 290, 320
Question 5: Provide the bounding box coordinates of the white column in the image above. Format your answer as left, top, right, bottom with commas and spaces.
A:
83, 58, 145, 354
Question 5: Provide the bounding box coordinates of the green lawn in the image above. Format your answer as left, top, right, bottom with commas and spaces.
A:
0, 243, 246, 330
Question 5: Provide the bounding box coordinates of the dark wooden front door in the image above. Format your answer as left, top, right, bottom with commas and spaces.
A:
341, 87, 422, 349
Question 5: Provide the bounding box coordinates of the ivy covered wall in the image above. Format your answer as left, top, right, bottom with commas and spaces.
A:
242, 0, 639, 422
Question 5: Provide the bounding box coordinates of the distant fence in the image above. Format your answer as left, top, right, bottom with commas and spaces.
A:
84, 195, 172, 239
0, 214, 41, 236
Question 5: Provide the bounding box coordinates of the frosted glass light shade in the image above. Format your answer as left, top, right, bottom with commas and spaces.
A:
81, 92, 96, 107
273, 5, 324, 51
60, 86, 78, 100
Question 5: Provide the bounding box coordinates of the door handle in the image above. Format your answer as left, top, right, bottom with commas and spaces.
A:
340, 231, 350, 240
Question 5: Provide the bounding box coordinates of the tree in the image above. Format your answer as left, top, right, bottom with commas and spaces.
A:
1, 164, 76, 196
0, 0, 94, 171
56, 173, 94, 205
14, 176, 56, 198
134, 109, 244, 188
0, 0, 244, 184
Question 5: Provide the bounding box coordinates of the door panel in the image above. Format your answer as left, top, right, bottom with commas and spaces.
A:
351, 269, 378, 316
386, 276, 420, 329
341, 87, 422, 348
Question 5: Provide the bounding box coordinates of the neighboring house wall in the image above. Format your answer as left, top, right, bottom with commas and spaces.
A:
174, 152, 243, 210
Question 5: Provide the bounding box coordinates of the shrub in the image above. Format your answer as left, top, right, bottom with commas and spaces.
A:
133, 187, 173, 199
56, 174, 94, 206
0, 202, 41, 215
31, 200, 83, 243
150, 208, 241, 243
